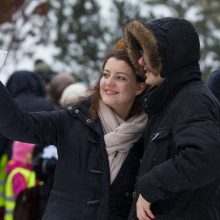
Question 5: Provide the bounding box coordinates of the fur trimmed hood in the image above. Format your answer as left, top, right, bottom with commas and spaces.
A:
123, 17, 201, 78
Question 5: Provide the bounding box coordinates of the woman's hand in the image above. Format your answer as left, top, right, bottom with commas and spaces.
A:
136, 194, 155, 220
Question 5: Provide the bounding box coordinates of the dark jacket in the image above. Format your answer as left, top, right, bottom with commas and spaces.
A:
124, 17, 220, 220
207, 69, 220, 103
0, 82, 143, 220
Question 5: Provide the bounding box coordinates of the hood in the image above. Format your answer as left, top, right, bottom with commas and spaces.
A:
6, 70, 46, 98
124, 17, 201, 79
124, 17, 202, 113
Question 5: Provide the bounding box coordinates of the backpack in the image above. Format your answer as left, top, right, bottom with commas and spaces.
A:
14, 186, 45, 220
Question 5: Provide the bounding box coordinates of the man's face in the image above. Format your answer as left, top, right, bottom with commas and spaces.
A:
138, 49, 165, 87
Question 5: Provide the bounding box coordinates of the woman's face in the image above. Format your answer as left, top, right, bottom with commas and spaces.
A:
100, 57, 145, 119
138, 52, 165, 87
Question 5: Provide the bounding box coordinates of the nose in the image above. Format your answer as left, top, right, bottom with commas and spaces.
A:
138, 56, 145, 66
106, 76, 115, 86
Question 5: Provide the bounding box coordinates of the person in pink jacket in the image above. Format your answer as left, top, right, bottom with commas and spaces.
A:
6, 141, 35, 198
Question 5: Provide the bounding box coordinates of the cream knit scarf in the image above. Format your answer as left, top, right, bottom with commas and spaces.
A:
98, 100, 148, 184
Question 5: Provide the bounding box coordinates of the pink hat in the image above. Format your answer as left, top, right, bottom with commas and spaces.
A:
12, 141, 35, 163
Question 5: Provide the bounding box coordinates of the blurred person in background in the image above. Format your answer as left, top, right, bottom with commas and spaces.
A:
47, 73, 76, 109
0, 43, 148, 220
4, 141, 36, 220
34, 59, 57, 88
13, 144, 57, 220
59, 82, 88, 107
5, 70, 54, 112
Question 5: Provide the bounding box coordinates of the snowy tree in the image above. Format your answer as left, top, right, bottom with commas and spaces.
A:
49, 0, 108, 84
140, 0, 220, 80
1, 0, 220, 83
0, 0, 53, 83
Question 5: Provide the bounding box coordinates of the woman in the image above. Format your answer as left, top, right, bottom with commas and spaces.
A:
123, 17, 220, 220
0, 45, 147, 220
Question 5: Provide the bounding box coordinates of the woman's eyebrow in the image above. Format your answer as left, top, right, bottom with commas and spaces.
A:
103, 69, 128, 76
116, 72, 127, 76
103, 69, 110, 73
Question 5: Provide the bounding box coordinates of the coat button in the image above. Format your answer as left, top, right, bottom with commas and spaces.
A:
90, 169, 103, 174
86, 119, 91, 123
75, 109, 79, 113
67, 106, 72, 110
87, 200, 100, 205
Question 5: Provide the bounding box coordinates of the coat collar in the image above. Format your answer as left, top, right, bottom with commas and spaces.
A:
144, 64, 201, 115
64, 98, 103, 136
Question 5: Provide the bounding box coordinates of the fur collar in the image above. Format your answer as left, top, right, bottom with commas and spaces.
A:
124, 20, 162, 77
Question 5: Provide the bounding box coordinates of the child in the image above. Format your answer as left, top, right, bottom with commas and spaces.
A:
4, 141, 36, 220
0, 153, 8, 220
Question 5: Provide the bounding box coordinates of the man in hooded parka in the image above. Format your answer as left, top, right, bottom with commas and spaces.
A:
124, 17, 220, 220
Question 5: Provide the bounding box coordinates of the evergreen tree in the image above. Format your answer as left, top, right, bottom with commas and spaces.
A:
0, 1, 51, 82
108, 1, 145, 45
50, 0, 107, 84
1, 0, 220, 84
141, 0, 220, 80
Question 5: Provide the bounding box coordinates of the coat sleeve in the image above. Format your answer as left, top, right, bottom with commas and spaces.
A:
137, 94, 220, 203
0, 81, 72, 146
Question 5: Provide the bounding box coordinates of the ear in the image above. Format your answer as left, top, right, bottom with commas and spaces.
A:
136, 82, 146, 96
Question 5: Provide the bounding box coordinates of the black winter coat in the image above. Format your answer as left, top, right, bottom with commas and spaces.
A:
207, 69, 220, 103
124, 18, 220, 220
0, 82, 143, 220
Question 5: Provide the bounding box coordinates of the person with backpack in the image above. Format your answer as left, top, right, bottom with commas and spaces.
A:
4, 141, 36, 220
